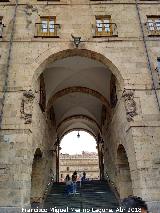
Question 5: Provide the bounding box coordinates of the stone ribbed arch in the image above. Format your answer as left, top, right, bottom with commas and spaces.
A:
32, 48, 124, 88
56, 114, 101, 133
47, 86, 111, 114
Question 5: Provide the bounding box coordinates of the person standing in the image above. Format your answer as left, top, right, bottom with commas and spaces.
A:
72, 171, 77, 196
82, 171, 86, 182
64, 174, 72, 196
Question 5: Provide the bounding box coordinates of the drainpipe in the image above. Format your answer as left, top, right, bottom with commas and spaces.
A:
0, 0, 19, 129
135, 0, 160, 111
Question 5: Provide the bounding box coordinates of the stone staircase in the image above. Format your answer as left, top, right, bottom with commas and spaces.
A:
43, 180, 120, 212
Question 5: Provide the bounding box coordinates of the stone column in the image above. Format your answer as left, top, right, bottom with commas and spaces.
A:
122, 89, 160, 213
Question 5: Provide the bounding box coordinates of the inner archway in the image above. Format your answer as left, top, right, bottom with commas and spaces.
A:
30, 48, 133, 209
59, 130, 99, 182
117, 144, 133, 199
30, 148, 43, 205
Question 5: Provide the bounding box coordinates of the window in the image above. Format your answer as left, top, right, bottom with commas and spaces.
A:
96, 16, 112, 36
94, 16, 118, 37
147, 16, 160, 36
35, 16, 60, 37
66, 167, 69, 172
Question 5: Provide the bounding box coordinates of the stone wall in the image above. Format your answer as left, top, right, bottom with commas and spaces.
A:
59, 152, 99, 180
0, 0, 160, 212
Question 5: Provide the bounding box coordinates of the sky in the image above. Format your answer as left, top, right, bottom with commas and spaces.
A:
60, 131, 97, 155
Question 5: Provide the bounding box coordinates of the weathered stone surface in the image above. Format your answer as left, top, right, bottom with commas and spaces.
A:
0, 0, 160, 212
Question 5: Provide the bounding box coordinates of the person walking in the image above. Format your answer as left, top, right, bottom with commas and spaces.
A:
72, 171, 77, 196
64, 174, 72, 196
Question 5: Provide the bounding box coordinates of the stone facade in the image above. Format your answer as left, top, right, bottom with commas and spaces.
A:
59, 152, 99, 181
0, 0, 160, 213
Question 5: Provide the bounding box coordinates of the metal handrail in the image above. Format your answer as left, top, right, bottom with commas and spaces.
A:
105, 170, 121, 204
35, 23, 60, 37
94, 22, 118, 36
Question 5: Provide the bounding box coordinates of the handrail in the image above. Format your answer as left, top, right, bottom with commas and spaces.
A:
105, 170, 121, 205
94, 23, 118, 37
42, 177, 55, 207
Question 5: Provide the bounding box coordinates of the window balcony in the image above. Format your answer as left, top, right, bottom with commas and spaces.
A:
34, 23, 60, 38
93, 23, 118, 37
146, 21, 160, 36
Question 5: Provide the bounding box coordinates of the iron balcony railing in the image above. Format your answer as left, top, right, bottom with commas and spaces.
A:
0, 24, 4, 38
94, 23, 118, 37
146, 21, 160, 36
35, 23, 60, 37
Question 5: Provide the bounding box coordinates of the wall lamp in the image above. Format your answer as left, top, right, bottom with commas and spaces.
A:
71, 34, 81, 48
77, 131, 80, 138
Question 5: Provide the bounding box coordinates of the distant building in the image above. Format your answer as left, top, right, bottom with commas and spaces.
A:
59, 152, 99, 181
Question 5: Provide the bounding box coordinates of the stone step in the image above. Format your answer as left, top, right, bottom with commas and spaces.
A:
43, 180, 119, 211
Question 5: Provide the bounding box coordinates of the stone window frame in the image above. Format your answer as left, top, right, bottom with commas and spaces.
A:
95, 15, 112, 36
93, 15, 118, 38
35, 16, 60, 38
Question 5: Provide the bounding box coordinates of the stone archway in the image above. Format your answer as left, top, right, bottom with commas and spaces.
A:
30, 148, 44, 205
116, 144, 133, 199
30, 48, 126, 190
32, 48, 124, 89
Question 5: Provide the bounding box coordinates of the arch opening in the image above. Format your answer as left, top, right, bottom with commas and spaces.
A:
59, 130, 100, 182
116, 145, 133, 199
30, 48, 129, 207
30, 148, 44, 205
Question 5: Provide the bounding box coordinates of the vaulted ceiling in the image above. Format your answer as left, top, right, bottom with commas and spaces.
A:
43, 56, 112, 138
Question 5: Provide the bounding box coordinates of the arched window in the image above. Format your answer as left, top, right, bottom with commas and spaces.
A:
66, 167, 69, 172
